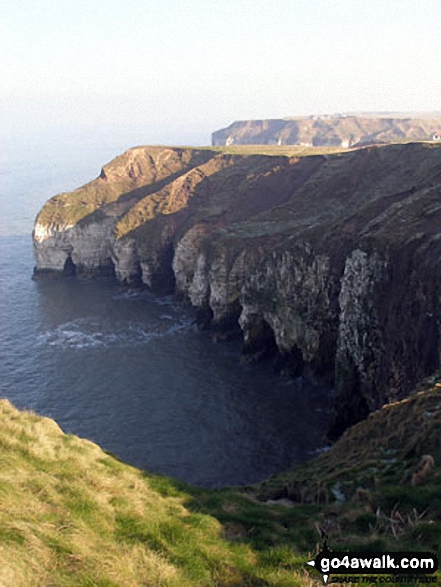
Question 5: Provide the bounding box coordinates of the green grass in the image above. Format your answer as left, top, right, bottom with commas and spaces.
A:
253, 383, 441, 558
0, 399, 317, 586
2, 382, 441, 585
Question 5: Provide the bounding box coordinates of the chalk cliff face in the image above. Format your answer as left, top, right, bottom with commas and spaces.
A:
33, 143, 441, 437
212, 115, 441, 148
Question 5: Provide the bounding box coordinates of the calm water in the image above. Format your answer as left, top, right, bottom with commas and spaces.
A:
0, 130, 330, 487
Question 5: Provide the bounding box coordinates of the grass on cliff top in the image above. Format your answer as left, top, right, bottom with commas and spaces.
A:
1, 382, 441, 586
36, 140, 437, 231
211, 145, 351, 157
0, 399, 315, 587
35, 181, 135, 228
35, 147, 215, 229
35, 144, 351, 230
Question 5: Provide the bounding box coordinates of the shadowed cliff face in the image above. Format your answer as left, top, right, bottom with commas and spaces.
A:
33, 143, 441, 437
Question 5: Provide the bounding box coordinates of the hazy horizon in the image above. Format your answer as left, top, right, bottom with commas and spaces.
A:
2, 0, 441, 147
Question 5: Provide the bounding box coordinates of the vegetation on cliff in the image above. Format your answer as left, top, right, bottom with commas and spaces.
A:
35, 147, 215, 228
0, 399, 311, 587
34, 145, 347, 231
255, 381, 441, 555
1, 381, 441, 586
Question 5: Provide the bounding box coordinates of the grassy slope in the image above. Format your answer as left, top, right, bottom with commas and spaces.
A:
220, 142, 441, 240
35, 147, 216, 228
0, 399, 312, 587
2, 381, 441, 586
254, 381, 441, 556
35, 145, 350, 231
36, 142, 441, 243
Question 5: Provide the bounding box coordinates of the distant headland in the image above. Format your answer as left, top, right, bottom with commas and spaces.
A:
212, 112, 441, 148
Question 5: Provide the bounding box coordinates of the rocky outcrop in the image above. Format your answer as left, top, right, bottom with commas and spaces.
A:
212, 114, 441, 148
33, 215, 116, 277
33, 142, 441, 438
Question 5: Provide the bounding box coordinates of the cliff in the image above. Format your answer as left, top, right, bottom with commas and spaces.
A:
212, 115, 441, 148
33, 142, 441, 437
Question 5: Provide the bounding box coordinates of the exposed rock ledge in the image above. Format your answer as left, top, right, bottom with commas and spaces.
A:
33, 143, 441, 438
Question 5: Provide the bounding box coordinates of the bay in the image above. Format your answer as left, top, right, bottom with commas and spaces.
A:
0, 128, 330, 487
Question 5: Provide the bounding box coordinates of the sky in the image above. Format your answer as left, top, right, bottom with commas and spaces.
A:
1, 0, 441, 145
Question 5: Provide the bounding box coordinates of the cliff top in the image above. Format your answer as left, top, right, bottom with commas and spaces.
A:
35, 141, 441, 236
34, 141, 441, 267
34, 144, 350, 230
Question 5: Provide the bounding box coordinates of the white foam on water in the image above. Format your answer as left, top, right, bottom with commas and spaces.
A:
151, 295, 175, 306
38, 315, 194, 350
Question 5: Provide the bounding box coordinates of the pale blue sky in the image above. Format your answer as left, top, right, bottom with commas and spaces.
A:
1, 0, 441, 144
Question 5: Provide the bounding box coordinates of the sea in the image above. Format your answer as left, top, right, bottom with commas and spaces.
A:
0, 127, 330, 487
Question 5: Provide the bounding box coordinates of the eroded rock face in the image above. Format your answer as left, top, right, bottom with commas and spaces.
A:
33, 217, 116, 277
33, 143, 441, 437
111, 237, 140, 283
331, 249, 388, 438
33, 146, 215, 280
172, 223, 214, 305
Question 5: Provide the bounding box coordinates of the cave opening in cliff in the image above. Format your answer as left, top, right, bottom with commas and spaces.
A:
103, 256, 117, 279
211, 299, 244, 342
63, 255, 76, 276
242, 316, 279, 364
274, 346, 305, 378
150, 245, 176, 294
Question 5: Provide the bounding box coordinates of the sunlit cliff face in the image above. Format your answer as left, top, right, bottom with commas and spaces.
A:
33, 142, 441, 437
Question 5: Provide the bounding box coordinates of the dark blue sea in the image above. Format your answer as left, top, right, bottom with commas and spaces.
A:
0, 129, 330, 487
